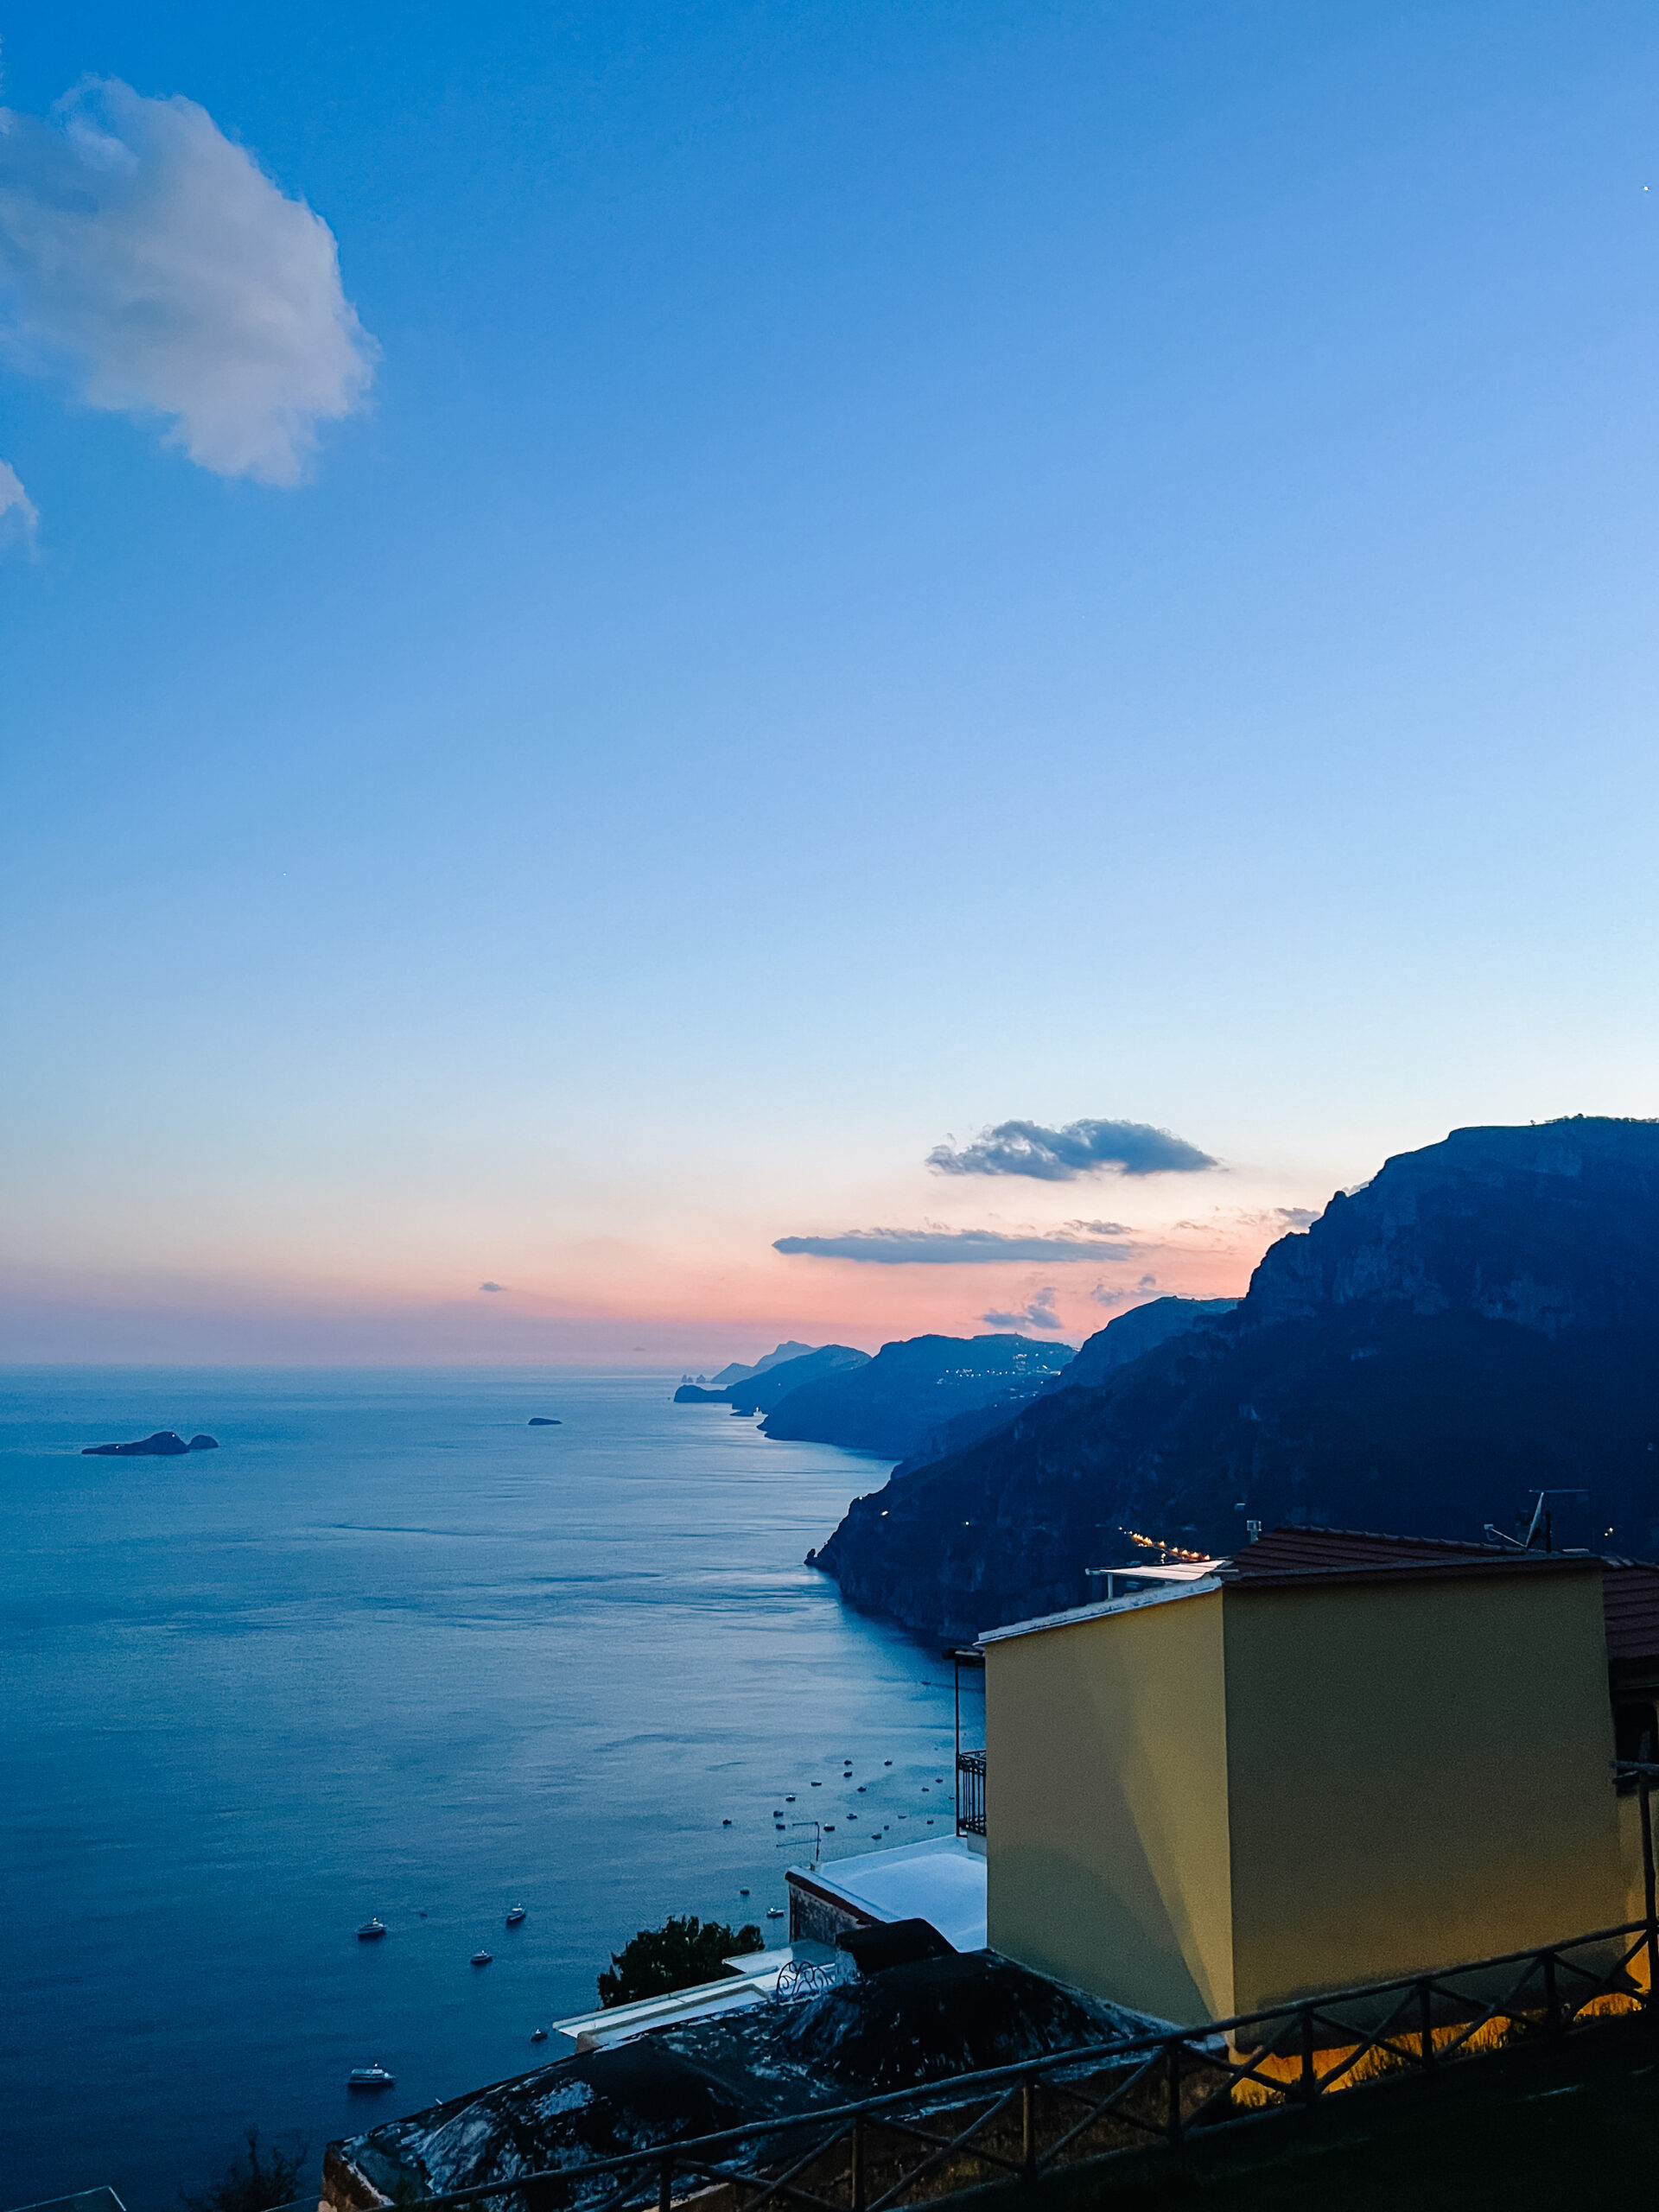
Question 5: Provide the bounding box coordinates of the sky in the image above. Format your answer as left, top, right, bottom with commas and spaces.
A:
3, 0, 1658, 1365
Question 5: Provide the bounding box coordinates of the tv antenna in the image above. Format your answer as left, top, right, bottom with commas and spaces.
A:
1484, 1490, 1589, 1555
778, 1820, 821, 1868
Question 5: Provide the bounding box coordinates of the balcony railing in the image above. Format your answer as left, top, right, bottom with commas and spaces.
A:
371, 1914, 1659, 2212
956, 1749, 985, 1836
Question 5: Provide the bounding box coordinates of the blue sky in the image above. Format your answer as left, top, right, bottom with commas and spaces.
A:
3, 2, 1657, 1362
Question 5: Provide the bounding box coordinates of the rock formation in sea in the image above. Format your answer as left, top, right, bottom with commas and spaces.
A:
812, 1118, 1659, 1643
83, 1431, 191, 1457
82, 1429, 219, 1456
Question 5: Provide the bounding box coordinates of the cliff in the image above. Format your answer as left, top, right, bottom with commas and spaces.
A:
675, 1345, 870, 1409
1046, 1295, 1237, 1391
727, 1344, 870, 1414
813, 1118, 1659, 1643
707, 1342, 817, 1389
762, 1333, 1074, 1461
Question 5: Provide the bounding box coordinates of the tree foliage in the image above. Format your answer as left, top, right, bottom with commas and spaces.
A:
597, 1914, 763, 2007
180, 2126, 309, 2212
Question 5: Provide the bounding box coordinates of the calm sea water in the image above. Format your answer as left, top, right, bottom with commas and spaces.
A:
0, 1370, 963, 2212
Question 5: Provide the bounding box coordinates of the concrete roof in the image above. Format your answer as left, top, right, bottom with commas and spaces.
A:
551, 1942, 839, 2051
978, 1575, 1222, 1647
787, 1834, 987, 1951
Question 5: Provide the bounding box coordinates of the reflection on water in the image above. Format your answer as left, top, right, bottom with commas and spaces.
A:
1, 1369, 953, 2212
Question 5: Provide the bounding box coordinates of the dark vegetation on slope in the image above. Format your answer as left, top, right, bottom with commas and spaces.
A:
675, 1345, 871, 1407
597, 1915, 762, 2007
1045, 1294, 1237, 1390
763, 1333, 1074, 1461
814, 1119, 1659, 1643
727, 1344, 870, 1414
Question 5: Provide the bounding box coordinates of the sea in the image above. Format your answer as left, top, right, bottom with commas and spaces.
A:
0, 1369, 969, 2212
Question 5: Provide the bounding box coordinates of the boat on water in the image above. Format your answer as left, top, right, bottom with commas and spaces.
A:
530, 2027, 548, 2042
505, 1905, 526, 1924
471, 1950, 493, 1965
766, 1907, 785, 1919
356, 1918, 387, 1940
348, 2064, 395, 2088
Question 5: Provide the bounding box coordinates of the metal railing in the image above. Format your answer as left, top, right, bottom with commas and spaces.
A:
954, 1751, 985, 1838
372, 1914, 1658, 2212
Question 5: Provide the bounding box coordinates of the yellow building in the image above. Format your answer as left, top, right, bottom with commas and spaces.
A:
982, 1532, 1638, 2024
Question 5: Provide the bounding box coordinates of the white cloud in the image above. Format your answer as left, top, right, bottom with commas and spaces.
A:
773, 1227, 1135, 1264
981, 1287, 1065, 1332
0, 456, 36, 539
0, 79, 375, 484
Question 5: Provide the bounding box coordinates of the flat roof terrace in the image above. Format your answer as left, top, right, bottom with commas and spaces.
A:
787, 1834, 987, 1952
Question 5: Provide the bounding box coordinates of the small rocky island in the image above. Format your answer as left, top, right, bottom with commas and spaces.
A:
81, 1430, 219, 1457
528, 1416, 561, 1426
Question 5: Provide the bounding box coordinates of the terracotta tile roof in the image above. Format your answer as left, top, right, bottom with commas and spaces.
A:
1227, 1526, 1659, 1662
1602, 1563, 1659, 1664
1229, 1527, 1503, 1575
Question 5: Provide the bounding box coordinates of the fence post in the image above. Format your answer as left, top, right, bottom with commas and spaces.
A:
1299, 2006, 1317, 2106
1643, 1768, 1659, 2014
658, 2153, 674, 2212
1020, 2076, 1037, 2178
849, 2113, 865, 2212
1166, 2040, 1184, 2149
1417, 1980, 1435, 2073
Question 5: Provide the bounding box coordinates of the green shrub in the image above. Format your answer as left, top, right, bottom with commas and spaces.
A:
180, 2126, 308, 2212
597, 1914, 763, 2006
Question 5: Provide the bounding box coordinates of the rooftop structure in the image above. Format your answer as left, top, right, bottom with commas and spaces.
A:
980, 1527, 1643, 2023
786, 1833, 986, 1952
550, 1942, 838, 2051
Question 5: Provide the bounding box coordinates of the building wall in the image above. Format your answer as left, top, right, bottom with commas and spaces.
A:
984, 1586, 1235, 2021
1220, 1571, 1627, 2013
787, 1871, 876, 1948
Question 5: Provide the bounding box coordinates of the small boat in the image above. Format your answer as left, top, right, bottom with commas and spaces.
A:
766, 1907, 785, 1920
471, 1950, 493, 1965
530, 2027, 549, 2043
357, 1918, 387, 1940
505, 1905, 526, 1925
348, 2063, 395, 2088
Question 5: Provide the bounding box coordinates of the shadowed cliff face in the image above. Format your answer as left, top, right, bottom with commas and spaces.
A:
1247, 1120, 1659, 1335
814, 1118, 1659, 1644
761, 1334, 1074, 1461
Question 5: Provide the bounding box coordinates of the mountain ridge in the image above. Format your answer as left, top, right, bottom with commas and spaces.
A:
812, 1118, 1659, 1643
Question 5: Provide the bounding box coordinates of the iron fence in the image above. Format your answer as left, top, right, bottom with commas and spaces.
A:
954, 1751, 985, 1838
366, 1912, 1658, 2212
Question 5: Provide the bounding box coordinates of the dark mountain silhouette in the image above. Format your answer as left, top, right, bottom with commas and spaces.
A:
708, 1342, 816, 1389
1045, 1294, 1238, 1392
673, 1344, 870, 1408
813, 1118, 1659, 1643
726, 1344, 870, 1414
763, 1332, 1073, 1461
